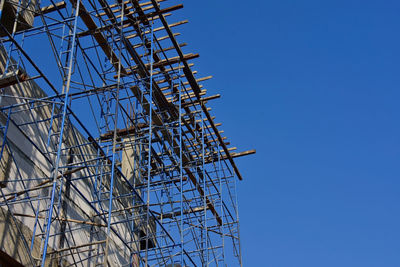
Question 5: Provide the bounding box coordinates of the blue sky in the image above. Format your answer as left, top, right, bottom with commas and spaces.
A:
177, 1, 400, 266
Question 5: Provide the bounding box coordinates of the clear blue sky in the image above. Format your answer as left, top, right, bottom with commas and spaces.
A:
176, 1, 400, 266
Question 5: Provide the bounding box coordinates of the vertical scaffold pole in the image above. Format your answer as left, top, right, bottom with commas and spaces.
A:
234, 174, 243, 267
201, 111, 208, 266
104, 2, 125, 265
218, 145, 226, 266
145, 20, 154, 265
41, 0, 80, 265
179, 63, 184, 266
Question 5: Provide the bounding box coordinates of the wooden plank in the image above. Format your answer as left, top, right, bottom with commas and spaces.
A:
139, 43, 187, 57
124, 53, 199, 75
99, 123, 147, 140
0, 70, 28, 88
106, 0, 166, 10
127, 20, 188, 40
155, 69, 195, 85
132, 32, 180, 49
231, 149, 257, 158
98, 0, 168, 18
137, 4, 183, 21
204, 149, 256, 164
12, 213, 107, 227
158, 206, 205, 220
165, 89, 207, 102
182, 94, 221, 107
36, 1, 66, 16
182, 75, 212, 86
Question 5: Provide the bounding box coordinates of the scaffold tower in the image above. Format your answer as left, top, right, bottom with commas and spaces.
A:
0, 0, 255, 266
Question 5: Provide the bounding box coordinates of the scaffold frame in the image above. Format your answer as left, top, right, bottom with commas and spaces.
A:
0, 0, 255, 266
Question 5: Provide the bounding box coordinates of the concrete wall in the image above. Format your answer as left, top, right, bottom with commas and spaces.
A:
0, 0, 36, 37
0, 47, 141, 265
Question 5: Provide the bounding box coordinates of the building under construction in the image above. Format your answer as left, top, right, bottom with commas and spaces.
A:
0, 0, 255, 266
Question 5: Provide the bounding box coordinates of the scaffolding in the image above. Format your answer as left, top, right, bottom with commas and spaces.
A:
0, 0, 255, 266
